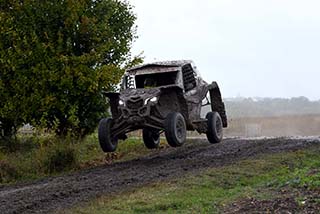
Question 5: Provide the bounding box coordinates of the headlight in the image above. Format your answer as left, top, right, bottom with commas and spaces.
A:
119, 100, 124, 106
145, 97, 158, 105
150, 97, 158, 102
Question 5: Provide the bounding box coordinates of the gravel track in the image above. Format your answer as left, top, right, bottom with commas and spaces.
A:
0, 137, 319, 214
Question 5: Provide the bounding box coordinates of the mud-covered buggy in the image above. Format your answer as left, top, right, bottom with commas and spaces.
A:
98, 60, 228, 152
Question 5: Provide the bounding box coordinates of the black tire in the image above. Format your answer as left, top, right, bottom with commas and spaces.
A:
164, 112, 187, 147
143, 129, 160, 149
206, 112, 223, 144
98, 118, 118, 152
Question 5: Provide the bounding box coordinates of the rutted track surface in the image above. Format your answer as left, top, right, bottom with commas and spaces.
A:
0, 137, 319, 214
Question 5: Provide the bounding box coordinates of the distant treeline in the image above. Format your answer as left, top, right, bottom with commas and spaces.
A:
214, 97, 320, 118
225, 97, 320, 118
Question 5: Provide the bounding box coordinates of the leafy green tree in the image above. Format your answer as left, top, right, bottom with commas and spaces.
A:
0, 0, 138, 139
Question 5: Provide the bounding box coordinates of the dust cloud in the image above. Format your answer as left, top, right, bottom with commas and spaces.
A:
224, 115, 320, 137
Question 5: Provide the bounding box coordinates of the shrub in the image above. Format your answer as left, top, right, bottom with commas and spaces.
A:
0, 159, 19, 183
39, 143, 78, 174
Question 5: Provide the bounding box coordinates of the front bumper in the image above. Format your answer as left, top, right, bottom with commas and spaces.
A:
111, 97, 164, 137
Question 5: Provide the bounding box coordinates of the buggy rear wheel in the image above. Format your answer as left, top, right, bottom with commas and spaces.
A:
143, 128, 160, 149
164, 112, 187, 147
206, 112, 223, 144
98, 118, 118, 152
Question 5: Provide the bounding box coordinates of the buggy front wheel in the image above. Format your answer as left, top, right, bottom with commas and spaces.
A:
143, 128, 160, 149
98, 118, 118, 152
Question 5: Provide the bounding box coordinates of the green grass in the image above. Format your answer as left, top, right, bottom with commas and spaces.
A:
0, 133, 162, 184
65, 146, 320, 214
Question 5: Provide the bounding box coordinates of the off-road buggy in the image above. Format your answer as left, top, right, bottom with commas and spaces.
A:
98, 60, 227, 152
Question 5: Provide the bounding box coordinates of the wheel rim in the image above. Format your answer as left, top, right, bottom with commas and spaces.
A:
110, 136, 117, 146
176, 117, 186, 140
107, 121, 117, 146
152, 132, 160, 143
215, 116, 223, 138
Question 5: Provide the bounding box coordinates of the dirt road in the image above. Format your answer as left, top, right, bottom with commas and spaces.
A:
0, 137, 319, 214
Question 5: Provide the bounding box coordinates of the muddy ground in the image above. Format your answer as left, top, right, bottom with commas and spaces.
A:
224, 187, 320, 213
0, 137, 319, 214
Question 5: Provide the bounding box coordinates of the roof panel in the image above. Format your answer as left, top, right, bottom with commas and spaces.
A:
127, 60, 193, 72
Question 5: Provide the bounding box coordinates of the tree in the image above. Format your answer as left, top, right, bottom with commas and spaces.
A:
0, 0, 138, 139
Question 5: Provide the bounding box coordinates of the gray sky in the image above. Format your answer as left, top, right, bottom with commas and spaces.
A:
129, 0, 320, 100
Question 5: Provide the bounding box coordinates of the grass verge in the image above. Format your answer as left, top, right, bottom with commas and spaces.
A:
0, 133, 166, 185
64, 146, 320, 214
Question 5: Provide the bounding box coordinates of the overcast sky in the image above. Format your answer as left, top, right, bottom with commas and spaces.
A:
129, 0, 320, 100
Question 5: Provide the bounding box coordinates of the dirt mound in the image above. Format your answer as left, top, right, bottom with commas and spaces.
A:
224, 188, 320, 213
0, 137, 319, 214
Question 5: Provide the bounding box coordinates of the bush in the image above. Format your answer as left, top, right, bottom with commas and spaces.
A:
39, 143, 78, 174
0, 159, 19, 183
0, 135, 38, 153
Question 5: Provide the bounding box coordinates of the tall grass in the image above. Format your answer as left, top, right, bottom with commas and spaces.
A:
0, 132, 149, 185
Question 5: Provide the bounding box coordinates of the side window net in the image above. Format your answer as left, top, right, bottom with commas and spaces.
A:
126, 75, 136, 89
182, 64, 197, 91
